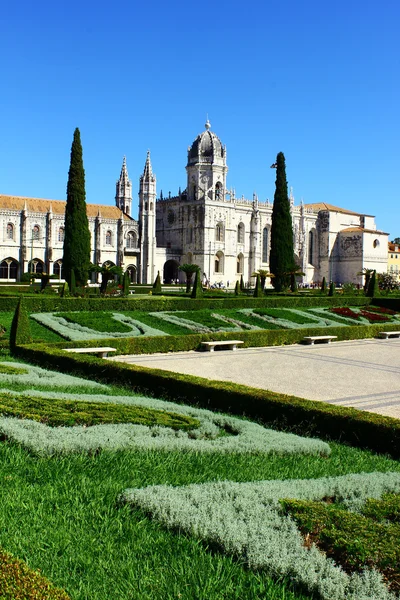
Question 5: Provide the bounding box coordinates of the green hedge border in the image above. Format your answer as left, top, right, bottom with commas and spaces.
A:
0, 295, 374, 313
15, 341, 400, 459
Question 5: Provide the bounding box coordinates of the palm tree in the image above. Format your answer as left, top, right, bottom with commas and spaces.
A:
90, 263, 123, 294
252, 269, 274, 290
179, 264, 200, 293
285, 264, 305, 293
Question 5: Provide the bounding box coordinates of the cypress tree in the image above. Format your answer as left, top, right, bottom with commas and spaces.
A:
191, 269, 204, 298
253, 274, 263, 298
328, 281, 335, 296
70, 269, 76, 295
240, 274, 244, 292
123, 270, 130, 296
321, 277, 327, 293
269, 152, 294, 292
152, 271, 162, 294
366, 270, 379, 297
63, 128, 91, 288
234, 280, 240, 295
10, 298, 32, 353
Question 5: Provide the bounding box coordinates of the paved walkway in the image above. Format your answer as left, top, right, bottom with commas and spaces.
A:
108, 338, 400, 420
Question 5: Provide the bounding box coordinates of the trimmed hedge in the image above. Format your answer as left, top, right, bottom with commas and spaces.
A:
27, 320, 400, 355
15, 342, 400, 459
0, 295, 373, 313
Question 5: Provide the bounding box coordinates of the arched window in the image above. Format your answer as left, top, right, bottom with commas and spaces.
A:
192, 185, 196, 200
125, 205, 130, 215
0, 259, 18, 279
236, 254, 244, 274
28, 260, 44, 274
6, 223, 14, 240
215, 222, 224, 242
215, 182, 222, 201
262, 227, 269, 262
105, 230, 112, 245
53, 260, 63, 279
58, 227, 65, 242
126, 231, 137, 248
32, 225, 40, 240
237, 223, 245, 244
187, 227, 193, 244
214, 251, 224, 274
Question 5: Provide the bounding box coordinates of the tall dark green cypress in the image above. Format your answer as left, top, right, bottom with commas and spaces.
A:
63, 128, 91, 287
269, 152, 294, 292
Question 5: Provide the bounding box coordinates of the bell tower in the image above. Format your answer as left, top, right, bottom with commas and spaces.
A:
138, 151, 156, 284
115, 156, 132, 215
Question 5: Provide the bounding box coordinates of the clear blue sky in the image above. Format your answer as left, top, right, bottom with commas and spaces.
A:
1, 0, 399, 237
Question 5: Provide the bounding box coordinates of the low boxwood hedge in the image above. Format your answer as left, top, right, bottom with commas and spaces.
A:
15, 342, 400, 459
0, 295, 373, 314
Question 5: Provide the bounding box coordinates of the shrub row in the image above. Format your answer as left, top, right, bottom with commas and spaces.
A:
0, 295, 373, 313
15, 342, 400, 459
34, 319, 400, 355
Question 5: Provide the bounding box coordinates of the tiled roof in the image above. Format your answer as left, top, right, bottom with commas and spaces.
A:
0, 195, 134, 221
340, 227, 388, 235
303, 202, 370, 216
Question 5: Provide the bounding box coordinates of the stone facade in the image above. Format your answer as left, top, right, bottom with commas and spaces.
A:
0, 121, 389, 286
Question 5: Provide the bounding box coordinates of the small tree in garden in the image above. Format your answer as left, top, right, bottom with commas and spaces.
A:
285, 264, 305, 293
152, 271, 162, 294
179, 264, 199, 293
90, 263, 123, 294
240, 274, 244, 291
60, 281, 70, 297
366, 270, 379, 297
253, 274, 263, 298
234, 280, 240, 295
10, 298, 32, 352
328, 281, 335, 296
191, 269, 204, 298
269, 152, 295, 292
321, 277, 327, 293
123, 271, 130, 296
63, 128, 91, 287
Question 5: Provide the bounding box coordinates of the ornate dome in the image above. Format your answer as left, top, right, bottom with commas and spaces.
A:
187, 120, 225, 164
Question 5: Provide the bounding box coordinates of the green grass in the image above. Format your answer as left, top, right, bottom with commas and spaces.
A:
57, 311, 132, 333
0, 393, 199, 429
1, 440, 400, 600
253, 308, 320, 324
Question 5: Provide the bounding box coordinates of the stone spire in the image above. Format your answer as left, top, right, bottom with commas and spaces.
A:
115, 156, 132, 215
142, 150, 153, 180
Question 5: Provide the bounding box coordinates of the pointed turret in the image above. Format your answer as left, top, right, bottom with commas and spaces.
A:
115, 156, 132, 215
138, 150, 157, 284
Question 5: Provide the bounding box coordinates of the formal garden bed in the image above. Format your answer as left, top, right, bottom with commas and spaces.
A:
1, 296, 400, 599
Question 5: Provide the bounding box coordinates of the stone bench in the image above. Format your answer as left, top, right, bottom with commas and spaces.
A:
64, 347, 117, 358
201, 340, 244, 352
377, 331, 400, 339
302, 335, 338, 345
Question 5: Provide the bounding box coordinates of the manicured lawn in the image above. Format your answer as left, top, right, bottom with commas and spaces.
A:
1, 354, 400, 599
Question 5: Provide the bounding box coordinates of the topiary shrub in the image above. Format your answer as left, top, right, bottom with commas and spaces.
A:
9, 298, 32, 353
328, 281, 335, 296
240, 274, 244, 292
123, 270, 130, 296
366, 270, 380, 298
234, 280, 240, 296
191, 269, 204, 299
152, 271, 162, 294
321, 277, 327, 293
253, 274, 263, 298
